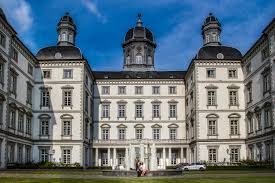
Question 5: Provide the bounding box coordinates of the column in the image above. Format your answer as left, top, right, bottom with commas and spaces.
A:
180, 148, 184, 163
113, 148, 116, 169
168, 147, 171, 166
163, 147, 166, 169
22, 144, 26, 164
95, 148, 98, 166
151, 143, 156, 170
140, 144, 144, 162
125, 147, 129, 170
107, 148, 111, 166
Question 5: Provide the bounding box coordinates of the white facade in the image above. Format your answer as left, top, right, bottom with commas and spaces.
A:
0, 10, 274, 170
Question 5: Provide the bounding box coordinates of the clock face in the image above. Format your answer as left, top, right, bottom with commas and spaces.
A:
55, 52, 62, 59
217, 53, 224, 59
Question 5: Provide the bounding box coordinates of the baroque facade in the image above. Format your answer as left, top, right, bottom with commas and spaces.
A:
0, 8, 274, 170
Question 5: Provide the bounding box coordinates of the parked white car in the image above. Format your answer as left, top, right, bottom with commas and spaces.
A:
182, 163, 206, 171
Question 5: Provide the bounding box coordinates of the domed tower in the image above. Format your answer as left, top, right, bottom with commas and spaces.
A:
57, 12, 77, 46
201, 13, 221, 46
122, 14, 157, 71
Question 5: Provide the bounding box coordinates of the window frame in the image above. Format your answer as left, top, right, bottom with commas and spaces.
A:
228, 68, 238, 78
102, 86, 110, 95
0, 31, 6, 48
206, 68, 216, 78
152, 86, 160, 95
152, 128, 160, 140
135, 86, 143, 95
168, 86, 177, 94
135, 104, 143, 118
118, 86, 126, 95
63, 69, 73, 79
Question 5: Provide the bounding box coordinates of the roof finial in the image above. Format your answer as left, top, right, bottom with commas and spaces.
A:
65, 12, 69, 16
136, 13, 143, 27
209, 12, 213, 16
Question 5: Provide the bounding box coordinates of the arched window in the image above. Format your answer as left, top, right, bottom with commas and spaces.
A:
135, 53, 143, 64
61, 32, 66, 41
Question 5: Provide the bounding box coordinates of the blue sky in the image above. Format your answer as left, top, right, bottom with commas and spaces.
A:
0, 0, 274, 71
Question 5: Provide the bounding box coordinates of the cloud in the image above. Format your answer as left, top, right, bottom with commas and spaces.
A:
0, 0, 37, 51
0, 0, 33, 32
81, 0, 107, 23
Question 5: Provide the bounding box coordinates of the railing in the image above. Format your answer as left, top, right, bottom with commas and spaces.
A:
91, 139, 188, 145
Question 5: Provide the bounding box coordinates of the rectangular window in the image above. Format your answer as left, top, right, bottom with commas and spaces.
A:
0, 62, 3, 84
169, 86, 177, 94
118, 104, 126, 118
28, 63, 33, 76
102, 86, 110, 95
102, 104, 110, 118
153, 128, 160, 140
152, 104, 160, 118
152, 86, 160, 94
10, 74, 17, 95
11, 47, 18, 62
40, 148, 49, 162
0, 102, 3, 124
229, 90, 238, 106
169, 104, 177, 118
118, 128, 125, 140
102, 129, 109, 140
9, 110, 16, 129
169, 129, 177, 140
136, 129, 143, 140
256, 113, 262, 130
41, 90, 50, 107
208, 120, 217, 135
62, 149, 71, 164
248, 117, 253, 133
135, 86, 143, 94
228, 69, 237, 78
102, 153, 108, 165
208, 149, 217, 163
264, 109, 271, 127
26, 146, 31, 163
18, 145, 23, 163
261, 46, 269, 61
246, 63, 251, 74
42, 70, 51, 79
246, 83, 252, 103
90, 98, 93, 118
26, 82, 33, 105
26, 116, 32, 134
63, 121, 71, 136
118, 86, 126, 95
85, 91, 89, 112
207, 69, 216, 78
263, 72, 271, 93
230, 148, 239, 163
63, 69, 73, 78
230, 119, 239, 135
63, 90, 72, 106
18, 112, 24, 132
85, 75, 88, 85
135, 104, 143, 118
207, 90, 216, 105
40, 120, 49, 135
0, 31, 6, 48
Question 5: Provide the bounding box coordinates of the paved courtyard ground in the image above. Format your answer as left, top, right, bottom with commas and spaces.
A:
0, 170, 275, 183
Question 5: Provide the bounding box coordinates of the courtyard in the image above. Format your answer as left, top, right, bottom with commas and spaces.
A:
0, 170, 275, 183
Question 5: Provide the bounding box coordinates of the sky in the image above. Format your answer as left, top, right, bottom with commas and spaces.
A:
0, 0, 274, 71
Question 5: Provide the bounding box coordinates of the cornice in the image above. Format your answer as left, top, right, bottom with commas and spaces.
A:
95, 79, 184, 85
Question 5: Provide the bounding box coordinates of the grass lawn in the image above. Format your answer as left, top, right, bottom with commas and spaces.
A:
1, 177, 275, 183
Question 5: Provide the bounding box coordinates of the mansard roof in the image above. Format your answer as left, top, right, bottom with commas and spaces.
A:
93, 71, 186, 80
196, 46, 242, 60
36, 46, 83, 60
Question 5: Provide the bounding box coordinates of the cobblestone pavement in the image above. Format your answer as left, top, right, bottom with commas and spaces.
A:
0, 171, 275, 179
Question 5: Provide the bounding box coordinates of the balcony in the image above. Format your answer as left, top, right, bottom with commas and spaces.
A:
91, 139, 188, 146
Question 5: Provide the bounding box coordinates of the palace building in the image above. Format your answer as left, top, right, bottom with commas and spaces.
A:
0, 8, 274, 170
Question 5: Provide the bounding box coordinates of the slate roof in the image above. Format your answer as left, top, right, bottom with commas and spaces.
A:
93, 71, 186, 80
196, 46, 242, 60
36, 46, 83, 60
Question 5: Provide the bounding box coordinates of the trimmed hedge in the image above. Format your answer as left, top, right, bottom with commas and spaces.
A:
8, 162, 82, 169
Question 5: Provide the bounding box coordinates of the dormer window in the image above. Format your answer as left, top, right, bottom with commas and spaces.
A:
135, 54, 143, 64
